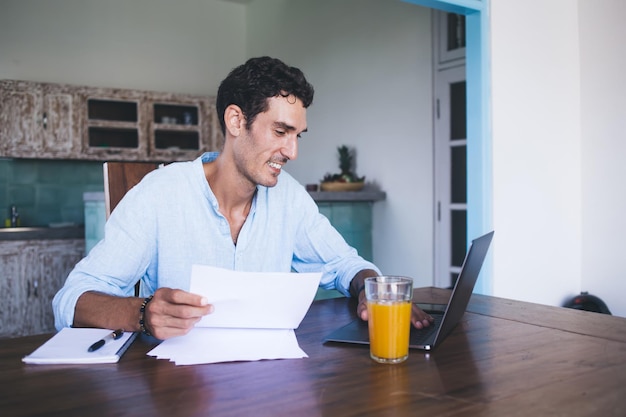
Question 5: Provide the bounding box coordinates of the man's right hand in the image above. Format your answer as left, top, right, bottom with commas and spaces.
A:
144, 288, 214, 340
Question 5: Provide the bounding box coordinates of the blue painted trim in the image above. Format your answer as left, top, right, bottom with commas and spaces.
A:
465, 4, 492, 295
403, 0, 483, 13
403, 0, 493, 294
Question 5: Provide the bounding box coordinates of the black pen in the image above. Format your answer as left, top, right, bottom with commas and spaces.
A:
88, 329, 124, 352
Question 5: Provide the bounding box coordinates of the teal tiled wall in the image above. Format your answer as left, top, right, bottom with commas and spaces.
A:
0, 159, 104, 227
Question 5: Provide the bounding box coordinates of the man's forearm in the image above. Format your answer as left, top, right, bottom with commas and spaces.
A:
73, 291, 143, 332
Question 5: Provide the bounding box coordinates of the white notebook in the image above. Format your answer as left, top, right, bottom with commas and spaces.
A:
22, 328, 137, 364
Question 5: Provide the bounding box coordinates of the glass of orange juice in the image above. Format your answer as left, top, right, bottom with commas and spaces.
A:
365, 276, 413, 364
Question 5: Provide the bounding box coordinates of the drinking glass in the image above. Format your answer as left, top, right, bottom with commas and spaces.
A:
365, 276, 413, 364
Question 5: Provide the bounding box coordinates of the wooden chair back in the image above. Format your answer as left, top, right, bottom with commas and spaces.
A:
103, 162, 161, 219
103, 161, 161, 296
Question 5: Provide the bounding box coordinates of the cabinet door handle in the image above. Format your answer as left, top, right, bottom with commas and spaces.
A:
42, 112, 48, 129
27, 280, 39, 298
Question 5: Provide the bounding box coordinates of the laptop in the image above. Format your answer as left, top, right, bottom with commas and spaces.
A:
324, 231, 494, 351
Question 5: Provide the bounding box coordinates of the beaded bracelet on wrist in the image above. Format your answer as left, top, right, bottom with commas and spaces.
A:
139, 295, 154, 336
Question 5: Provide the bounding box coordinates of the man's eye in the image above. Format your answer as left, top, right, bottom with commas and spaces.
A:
275, 130, 286, 136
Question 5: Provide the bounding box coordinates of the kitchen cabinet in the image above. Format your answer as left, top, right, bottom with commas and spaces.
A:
0, 239, 84, 338
0, 80, 80, 159
148, 97, 221, 162
81, 88, 146, 160
81, 87, 221, 162
309, 190, 386, 300
1, 80, 222, 162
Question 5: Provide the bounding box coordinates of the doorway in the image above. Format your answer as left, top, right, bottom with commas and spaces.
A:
433, 11, 467, 288
404, 0, 491, 294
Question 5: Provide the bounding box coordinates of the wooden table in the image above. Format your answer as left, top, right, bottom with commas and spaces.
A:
1, 288, 625, 416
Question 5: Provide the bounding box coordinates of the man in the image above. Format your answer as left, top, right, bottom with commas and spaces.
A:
53, 57, 432, 340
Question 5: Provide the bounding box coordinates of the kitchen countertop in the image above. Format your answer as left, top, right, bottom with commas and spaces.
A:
309, 190, 386, 202
0, 226, 85, 241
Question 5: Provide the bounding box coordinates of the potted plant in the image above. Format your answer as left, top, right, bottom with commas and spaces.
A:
320, 145, 365, 191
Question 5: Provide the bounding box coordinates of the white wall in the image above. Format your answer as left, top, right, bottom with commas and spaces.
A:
579, 0, 626, 317
0, 0, 247, 94
246, 0, 435, 286
490, 0, 626, 317
490, 0, 583, 307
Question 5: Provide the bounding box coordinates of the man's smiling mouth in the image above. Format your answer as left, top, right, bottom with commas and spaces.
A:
268, 161, 282, 170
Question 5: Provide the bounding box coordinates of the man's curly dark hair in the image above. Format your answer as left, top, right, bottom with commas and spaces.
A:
216, 56, 315, 136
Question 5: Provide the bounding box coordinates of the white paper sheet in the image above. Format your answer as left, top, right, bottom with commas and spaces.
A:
147, 265, 322, 365
190, 265, 321, 329
147, 327, 307, 365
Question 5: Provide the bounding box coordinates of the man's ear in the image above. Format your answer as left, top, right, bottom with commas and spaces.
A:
224, 104, 245, 137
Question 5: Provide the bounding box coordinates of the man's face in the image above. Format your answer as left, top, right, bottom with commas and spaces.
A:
234, 95, 308, 188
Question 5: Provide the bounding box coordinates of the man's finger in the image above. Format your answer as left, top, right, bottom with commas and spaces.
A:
156, 288, 209, 307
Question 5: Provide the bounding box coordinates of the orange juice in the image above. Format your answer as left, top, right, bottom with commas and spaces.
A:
367, 300, 412, 363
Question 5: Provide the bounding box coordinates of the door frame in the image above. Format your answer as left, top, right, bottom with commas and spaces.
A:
403, 0, 492, 294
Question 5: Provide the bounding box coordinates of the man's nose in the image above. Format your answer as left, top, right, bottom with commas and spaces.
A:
282, 136, 298, 161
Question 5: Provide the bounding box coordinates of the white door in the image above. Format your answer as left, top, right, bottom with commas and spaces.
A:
434, 64, 467, 288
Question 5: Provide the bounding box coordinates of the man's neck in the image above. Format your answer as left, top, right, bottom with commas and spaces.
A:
203, 156, 256, 217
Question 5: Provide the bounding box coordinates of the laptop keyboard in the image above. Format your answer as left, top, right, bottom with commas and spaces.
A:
410, 313, 444, 345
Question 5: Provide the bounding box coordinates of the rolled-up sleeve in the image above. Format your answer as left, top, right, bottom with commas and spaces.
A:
53, 175, 158, 329
291, 193, 380, 297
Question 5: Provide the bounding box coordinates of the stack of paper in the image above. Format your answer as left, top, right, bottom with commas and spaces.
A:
147, 265, 322, 365
148, 328, 307, 365
23, 328, 137, 364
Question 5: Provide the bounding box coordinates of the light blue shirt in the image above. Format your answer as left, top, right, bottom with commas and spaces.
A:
53, 152, 380, 329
